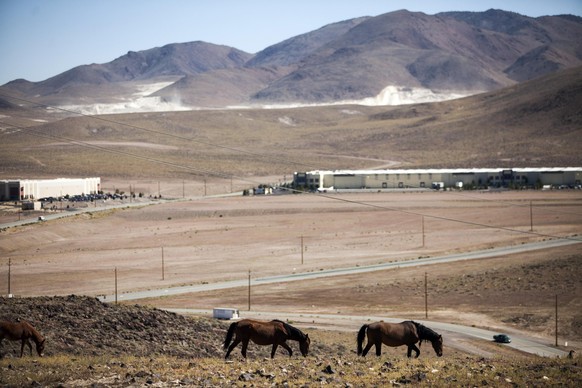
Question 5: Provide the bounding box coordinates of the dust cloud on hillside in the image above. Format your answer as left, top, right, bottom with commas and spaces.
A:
56, 81, 474, 114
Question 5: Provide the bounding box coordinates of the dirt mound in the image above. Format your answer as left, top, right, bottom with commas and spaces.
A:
0, 295, 224, 358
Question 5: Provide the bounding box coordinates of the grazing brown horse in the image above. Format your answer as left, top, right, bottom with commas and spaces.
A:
357, 320, 442, 358
0, 320, 45, 357
224, 319, 310, 359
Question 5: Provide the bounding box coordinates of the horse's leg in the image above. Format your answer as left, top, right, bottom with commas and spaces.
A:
412, 344, 420, 358
362, 341, 373, 357
374, 341, 382, 357
280, 342, 293, 357
241, 339, 249, 358
270, 343, 279, 358
26, 339, 33, 356
408, 344, 420, 358
225, 338, 241, 359
20, 339, 29, 357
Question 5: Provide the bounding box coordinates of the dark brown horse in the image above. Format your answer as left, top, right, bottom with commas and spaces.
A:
0, 320, 46, 357
357, 320, 442, 358
224, 319, 310, 359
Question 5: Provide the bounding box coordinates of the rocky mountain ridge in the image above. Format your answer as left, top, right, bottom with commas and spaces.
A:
1, 9, 581, 110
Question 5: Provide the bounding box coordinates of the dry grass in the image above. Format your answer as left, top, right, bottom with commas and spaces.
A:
1, 295, 580, 386
1, 350, 581, 386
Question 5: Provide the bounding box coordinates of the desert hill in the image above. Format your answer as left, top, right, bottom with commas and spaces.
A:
0, 295, 224, 358
0, 65, 580, 181
1, 9, 581, 109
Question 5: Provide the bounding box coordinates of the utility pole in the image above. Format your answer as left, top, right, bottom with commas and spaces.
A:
7, 258, 11, 296
161, 247, 165, 280
248, 269, 251, 311
424, 272, 428, 319
115, 267, 118, 305
555, 294, 558, 347
301, 235, 304, 265
530, 201, 534, 232
422, 216, 425, 248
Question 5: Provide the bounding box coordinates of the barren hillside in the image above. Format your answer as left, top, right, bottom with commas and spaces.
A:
0, 66, 580, 181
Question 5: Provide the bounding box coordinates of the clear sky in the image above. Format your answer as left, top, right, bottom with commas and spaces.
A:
1, 0, 581, 85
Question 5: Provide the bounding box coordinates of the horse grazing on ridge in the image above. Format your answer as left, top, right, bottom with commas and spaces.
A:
0, 320, 46, 357
224, 319, 310, 359
357, 320, 442, 358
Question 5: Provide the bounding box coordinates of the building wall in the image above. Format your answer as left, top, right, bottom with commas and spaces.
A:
296, 168, 582, 191
0, 178, 101, 201
0, 181, 21, 201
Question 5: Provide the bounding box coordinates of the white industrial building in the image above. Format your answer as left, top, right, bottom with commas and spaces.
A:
0, 178, 101, 201
293, 168, 582, 191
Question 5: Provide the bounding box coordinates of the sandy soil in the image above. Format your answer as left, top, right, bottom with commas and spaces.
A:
1, 188, 581, 352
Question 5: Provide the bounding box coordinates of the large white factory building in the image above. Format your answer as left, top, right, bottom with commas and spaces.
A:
293, 168, 582, 191
0, 178, 101, 201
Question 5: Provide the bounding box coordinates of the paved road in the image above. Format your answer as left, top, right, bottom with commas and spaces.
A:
7, 205, 575, 359
0, 199, 166, 228
166, 309, 569, 358
97, 238, 578, 358
0, 192, 242, 229
99, 238, 580, 302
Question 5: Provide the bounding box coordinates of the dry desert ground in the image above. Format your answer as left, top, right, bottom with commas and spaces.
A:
1, 186, 581, 353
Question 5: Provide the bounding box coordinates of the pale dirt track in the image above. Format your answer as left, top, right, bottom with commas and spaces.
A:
1, 188, 581, 354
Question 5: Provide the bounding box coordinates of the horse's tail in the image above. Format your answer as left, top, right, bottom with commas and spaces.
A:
357, 324, 369, 355
223, 321, 238, 350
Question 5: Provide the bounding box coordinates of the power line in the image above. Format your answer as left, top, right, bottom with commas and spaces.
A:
309, 189, 582, 243
420, 187, 582, 217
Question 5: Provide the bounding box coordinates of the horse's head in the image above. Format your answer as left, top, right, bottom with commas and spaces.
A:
431, 335, 443, 357
36, 338, 45, 357
299, 334, 310, 357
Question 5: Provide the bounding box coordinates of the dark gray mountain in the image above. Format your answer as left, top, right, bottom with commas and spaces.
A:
152, 18, 370, 107
246, 17, 369, 68
251, 9, 582, 103
1, 41, 253, 105
1, 9, 581, 108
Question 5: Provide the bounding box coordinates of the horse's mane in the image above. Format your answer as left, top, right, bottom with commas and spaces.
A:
23, 320, 44, 344
272, 319, 307, 341
411, 321, 440, 343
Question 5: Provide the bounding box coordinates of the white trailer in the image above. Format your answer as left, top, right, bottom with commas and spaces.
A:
213, 307, 240, 320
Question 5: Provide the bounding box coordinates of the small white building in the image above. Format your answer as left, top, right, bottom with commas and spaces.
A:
0, 178, 101, 201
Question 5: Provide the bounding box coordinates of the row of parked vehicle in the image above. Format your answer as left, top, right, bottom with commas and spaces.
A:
39, 193, 125, 203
